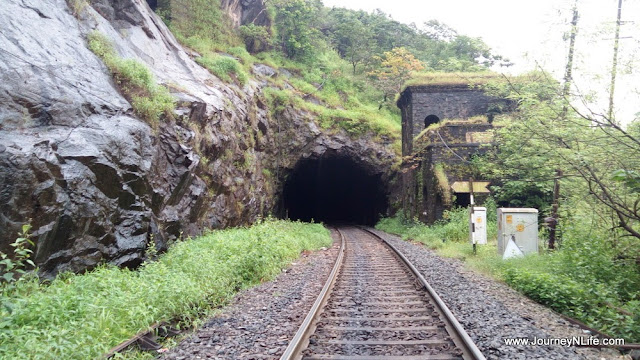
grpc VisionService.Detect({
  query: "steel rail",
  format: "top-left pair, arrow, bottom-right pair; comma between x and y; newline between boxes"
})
280,227 -> 346,360
360,226 -> 486,360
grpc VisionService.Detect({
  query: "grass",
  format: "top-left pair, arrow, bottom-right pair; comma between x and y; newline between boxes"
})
196,55 -> 249,86
403,72 -> 501,91
433,164 -> 452,207
167,0 -> 241,51
0,219 -> 332,360
376,205 -> 640,342
66,0 -> 89,16
263,86 -> 401,144
169,11 -> 403,148
87,31 -> 174,127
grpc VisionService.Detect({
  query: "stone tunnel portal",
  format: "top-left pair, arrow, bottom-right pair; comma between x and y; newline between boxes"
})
282,155 -> 388,226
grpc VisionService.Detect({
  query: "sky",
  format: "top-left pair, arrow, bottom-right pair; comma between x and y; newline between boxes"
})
322,0 -> 640,124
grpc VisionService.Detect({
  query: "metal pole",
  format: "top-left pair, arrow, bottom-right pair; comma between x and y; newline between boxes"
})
469,178 -> 476,255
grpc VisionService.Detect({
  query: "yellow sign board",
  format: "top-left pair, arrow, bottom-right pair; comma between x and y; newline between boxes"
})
450,181 -> 491,193
506,215 -> 513,224
516,224 -> 525,232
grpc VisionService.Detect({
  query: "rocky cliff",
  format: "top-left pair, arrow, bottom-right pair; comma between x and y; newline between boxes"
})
220,0 -> 270,28
0,0 -> 397,277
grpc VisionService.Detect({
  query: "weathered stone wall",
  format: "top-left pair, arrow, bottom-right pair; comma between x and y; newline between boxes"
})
410,89 -> 493,136
398,83 -> 502,223
416,123 -> 494,148
398,85 -> 500,156
400,119 -> 494,223
0,0 -> 396,277
421,142 -> 487,223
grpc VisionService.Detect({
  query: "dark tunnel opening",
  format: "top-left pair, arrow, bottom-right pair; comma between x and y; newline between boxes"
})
145,0 -> 158,10
282,155 -> 388,226
424,114 -> 440,128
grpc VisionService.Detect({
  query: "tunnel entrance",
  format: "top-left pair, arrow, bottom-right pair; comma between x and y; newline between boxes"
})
145,0 -> 158,10
424,114 -> 440,128
282,155 -> 388,226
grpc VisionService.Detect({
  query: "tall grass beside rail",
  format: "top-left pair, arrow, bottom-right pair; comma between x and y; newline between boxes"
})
0,220 -> 331,360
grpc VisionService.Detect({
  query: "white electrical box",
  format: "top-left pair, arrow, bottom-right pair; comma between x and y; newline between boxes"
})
497,208 -> 539,258
469,207 -> 487,245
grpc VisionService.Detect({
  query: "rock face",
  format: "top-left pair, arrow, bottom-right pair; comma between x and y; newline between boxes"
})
0,0 -> 396,277
220,0 -> 270,28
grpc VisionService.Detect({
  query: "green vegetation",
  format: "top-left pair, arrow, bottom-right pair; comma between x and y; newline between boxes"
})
403,72 -> 500,90
164,0 -> 240,50
87,32 -> 174,126
477,71 -> 640,239
149,0 -> 506,150
389,69 -> 640,343
433,164 -> 452,207
238,24 -> 272,54
0,224 -> 35,284
263,87 -> 400,139
66,0 -> 89,16
196,55 -> 249,86
0,220 -> 331,360
377,204 -> 640,342
271,0 -> 324,62
156,0 -> 250,87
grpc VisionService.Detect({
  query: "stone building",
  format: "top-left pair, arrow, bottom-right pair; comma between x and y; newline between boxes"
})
397,82 -> 507,223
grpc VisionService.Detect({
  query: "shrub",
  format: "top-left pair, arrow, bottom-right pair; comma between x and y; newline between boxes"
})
0,224 -> 35,284
66,0 -> 88,16
239,24 -> 272,53
502,267 -> 639,342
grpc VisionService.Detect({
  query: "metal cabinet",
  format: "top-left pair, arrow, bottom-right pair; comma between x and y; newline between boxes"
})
497,208 -> 538,258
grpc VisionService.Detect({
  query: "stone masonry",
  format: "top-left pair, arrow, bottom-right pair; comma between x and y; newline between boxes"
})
398,84 -> 500,223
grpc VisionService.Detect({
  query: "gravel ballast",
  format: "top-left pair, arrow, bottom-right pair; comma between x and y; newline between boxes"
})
159,230 -> 341,360
159,227 -> 625,359
369,228 -> 624,360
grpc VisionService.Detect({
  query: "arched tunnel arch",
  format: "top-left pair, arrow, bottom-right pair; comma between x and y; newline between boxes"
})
282,155 -> 389,225
424,114 -> 440,128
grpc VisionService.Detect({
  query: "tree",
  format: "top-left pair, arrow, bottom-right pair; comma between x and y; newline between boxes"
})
319,8 -> 506,74
421,21 -> 511,71
422,20 -> 457,42
238,24 -> 272,53
368,47 -> 425,104
608,0 -> 623,123
270,0 -> 323,61
326,10 -> 376,74
479,71 -> 640,245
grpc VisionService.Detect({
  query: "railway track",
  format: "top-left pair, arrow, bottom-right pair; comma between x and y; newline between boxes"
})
281,226 -> 485,360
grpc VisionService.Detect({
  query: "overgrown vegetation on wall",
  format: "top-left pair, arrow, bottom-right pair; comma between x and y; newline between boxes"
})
376,205 -> 640,343
87,31 -> 175,127
0,220 -> 331,359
